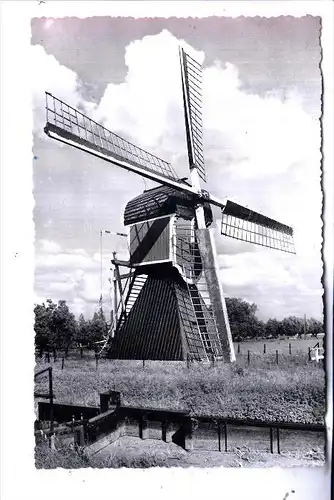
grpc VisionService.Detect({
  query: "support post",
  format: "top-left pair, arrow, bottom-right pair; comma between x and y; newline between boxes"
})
184,418 -> 194,451
277,427 -> 281,454
49,367 -> 54,433
289,343 -> 292,355
162,420 -> 174,443
112,255 -> 118,325
140,416 -> 149,440
196,227 -> 236,363
113,252 -> 126,319
263,343 -> 266,354
74,425 -> 85,447
217,421 -> 221,452
224,423 -> 228,452
276,350 -> 279,365
247,350 -> 250,365
270,427 -> 274,453
211,353 -> 215,368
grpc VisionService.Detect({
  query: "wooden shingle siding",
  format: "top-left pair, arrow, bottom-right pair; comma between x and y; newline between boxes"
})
124,185 -> 213,227
109,267 -> 183,360
109,265 -> 220,361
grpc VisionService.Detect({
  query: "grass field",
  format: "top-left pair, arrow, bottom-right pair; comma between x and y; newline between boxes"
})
35,340 -> 325,425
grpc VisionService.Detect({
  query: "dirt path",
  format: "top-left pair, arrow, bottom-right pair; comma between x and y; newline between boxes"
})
92,436 -> 325,468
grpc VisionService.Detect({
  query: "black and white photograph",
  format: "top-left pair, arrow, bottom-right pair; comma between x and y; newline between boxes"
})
1,2 -> 333,497
30,13 -> 329,469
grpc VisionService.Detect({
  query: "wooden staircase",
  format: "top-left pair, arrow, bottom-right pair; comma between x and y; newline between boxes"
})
117,273 -> 148,330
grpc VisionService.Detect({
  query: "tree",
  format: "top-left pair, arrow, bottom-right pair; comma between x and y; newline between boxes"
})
280,316 -> 304,338
307,318 -> 324,337
225,297 -> 262,341
76,313 -> 90,346
34,299 -> 77,356
34,302 -> 53,356
86,308 -> 108,349
265,318 -> 281,339
50,300 -> 77,355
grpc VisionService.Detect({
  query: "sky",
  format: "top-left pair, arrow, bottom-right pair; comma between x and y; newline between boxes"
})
31,16 -> 323,321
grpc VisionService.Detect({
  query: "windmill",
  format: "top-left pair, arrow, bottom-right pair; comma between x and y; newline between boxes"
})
43,46 -> 295,363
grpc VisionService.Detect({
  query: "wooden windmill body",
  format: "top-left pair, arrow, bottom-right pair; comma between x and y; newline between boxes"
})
44,46 -> 296,363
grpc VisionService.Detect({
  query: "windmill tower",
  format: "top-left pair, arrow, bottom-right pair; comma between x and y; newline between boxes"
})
43,46 -> 295,363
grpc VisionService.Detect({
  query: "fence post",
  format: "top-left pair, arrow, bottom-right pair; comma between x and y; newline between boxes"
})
184,418 -> 195,451
263,343 -> 266,354
187,353 -> 190,369
49,367 -> 54,433
224,423 -> 228,452
61,357 -> 65,370
217,421 -> 221,452
143,359 -> 145,369
269,427 -> 274,453
277,427 -> 281,454
238,344 -> 240,354
276,350 -> 279,365
46,350 -> 50,363
308,347 -> 311,361
289,343 -> 292,355
80,344 -> 83,359
247,350 -> 250,365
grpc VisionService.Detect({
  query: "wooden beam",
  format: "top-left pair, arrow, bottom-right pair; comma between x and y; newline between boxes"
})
111,259 -> 131,267
119,272 -> 132,280
196,227 -> 236,363
45,124 -> 198,196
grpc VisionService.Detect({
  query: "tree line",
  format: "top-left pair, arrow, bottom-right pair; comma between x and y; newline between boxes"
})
34,299 -> 108,357
34,298 -> 324,356
224,298 -> 323,342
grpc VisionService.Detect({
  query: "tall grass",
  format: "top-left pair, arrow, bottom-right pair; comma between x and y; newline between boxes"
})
35,352 -> 325,424
35,442 -> 185,469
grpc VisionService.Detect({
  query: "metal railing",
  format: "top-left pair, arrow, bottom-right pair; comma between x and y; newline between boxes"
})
34,367 -> 55,432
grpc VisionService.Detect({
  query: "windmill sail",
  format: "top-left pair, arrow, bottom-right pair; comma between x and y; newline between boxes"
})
44,92 -> 194,194
221,200 -> 295,254
179,48 -> 206,183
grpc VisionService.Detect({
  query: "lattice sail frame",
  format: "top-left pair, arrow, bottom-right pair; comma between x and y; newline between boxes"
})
44,92 -> 180,183
179,48 -> 206,183
221,200 -> 295,254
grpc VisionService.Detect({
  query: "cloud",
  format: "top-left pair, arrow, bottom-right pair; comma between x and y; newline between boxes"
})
30,44 -> 95,138
34,239 -> 114,317
32,29 -> 323,321
203,62 -> 320,180
93,30 -> 204,176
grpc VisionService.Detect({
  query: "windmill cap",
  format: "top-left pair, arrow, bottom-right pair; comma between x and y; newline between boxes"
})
124,185 -> 213,227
